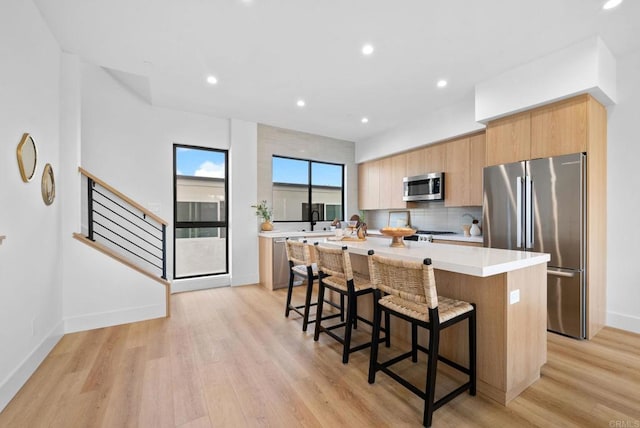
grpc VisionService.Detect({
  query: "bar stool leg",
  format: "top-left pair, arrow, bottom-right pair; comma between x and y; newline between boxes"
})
284,269 -> 295,317
302,273 -> 314,332
313,281 -> 326,342
342,291 -> 355,364
352,296 -> 358,329
469,305 -> 477,396
423,326 -> 440,428
384,310 -> 391,347
411,323 -> 418,362
368,290 -> 382,383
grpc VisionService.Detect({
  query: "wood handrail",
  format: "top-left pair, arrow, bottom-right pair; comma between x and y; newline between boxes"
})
73,233 -> 171,317
78,167 -> 168,226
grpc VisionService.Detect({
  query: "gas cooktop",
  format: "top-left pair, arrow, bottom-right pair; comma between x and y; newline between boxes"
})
415,230 -> 456,235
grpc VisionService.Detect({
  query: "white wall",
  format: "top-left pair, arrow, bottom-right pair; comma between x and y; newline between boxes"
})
229,119 -> 259,286
356,93 -> 484,163
606,47 -> 640,333
64,62 -> 259,327
475,36 -> 617,122
0,0 -> 64,411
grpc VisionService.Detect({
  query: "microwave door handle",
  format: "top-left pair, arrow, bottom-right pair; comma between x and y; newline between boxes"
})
516,176 -> 522,248
525,176 -> 534,249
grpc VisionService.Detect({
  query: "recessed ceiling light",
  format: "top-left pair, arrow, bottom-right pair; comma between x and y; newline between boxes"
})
361,117 -> 369,124
437,79 -> 448,88
362,44 -> 374,56
297,99 -> 306,107
603,0 -> 623,10
206,75 -> 218,85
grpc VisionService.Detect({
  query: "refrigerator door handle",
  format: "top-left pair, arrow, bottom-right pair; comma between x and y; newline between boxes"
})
548,269 -> 577,278
525,176 -> 534,249
516,176 -> 522,248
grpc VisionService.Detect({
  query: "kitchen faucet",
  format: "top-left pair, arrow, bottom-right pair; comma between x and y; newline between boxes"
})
310,209 -> 320,231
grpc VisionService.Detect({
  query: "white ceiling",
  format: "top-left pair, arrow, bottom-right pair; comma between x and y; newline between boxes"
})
34,0 -> 640,142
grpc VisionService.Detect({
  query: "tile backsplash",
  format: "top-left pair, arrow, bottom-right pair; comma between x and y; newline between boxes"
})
366,203 -> 482,234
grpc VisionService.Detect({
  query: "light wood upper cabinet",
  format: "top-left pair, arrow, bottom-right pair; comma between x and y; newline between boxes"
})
360,153 -> 406,210
486,112 -> 531,166
358,160 -> 379,210
424,144 -> 446,173
378,157 -> 393,209
445,133 -> 485,207
390,152 -> 407,209
468,133 -> 486,206
405,147 -> 425,177
531,96 -> 587,159
406,143 -> 446,177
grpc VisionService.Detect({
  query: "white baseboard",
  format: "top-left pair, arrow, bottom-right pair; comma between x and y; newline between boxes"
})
64,304 -> 165,334
0,321 -> 64,413
607,311 -> 640,334
231,273 -> 259,287
171,274 -> 231,293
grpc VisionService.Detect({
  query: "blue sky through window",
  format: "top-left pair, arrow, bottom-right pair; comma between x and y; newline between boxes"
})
273,157 -> 342,187
176,147 -> 225,178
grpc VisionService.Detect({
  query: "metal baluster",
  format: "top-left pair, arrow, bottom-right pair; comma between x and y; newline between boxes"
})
87,177 -> 95,241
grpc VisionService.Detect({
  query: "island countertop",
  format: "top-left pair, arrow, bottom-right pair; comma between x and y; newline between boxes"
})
316,236 -> 550,278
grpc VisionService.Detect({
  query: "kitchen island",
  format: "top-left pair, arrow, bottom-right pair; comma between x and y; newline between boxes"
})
317,236 -> 550,405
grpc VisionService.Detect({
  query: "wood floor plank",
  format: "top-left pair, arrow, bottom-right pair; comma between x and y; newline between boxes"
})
1,284 -> 640,428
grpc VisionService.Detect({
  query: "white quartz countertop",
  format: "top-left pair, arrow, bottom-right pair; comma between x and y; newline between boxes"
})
258,230 -> 335,239
367,229 -> 483,244
316,237 -> 549,278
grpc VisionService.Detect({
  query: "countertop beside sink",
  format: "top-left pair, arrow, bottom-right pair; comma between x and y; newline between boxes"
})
259,229 -> 482,243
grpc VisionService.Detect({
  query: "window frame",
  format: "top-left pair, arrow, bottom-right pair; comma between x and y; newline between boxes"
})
272,155 -> 345,223
173,144 -> 229,279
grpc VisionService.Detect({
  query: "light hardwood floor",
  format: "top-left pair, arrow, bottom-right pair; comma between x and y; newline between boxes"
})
1,284 -> 639,427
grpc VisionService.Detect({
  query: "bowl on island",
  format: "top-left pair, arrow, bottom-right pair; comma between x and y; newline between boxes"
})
380,227 -> 417,248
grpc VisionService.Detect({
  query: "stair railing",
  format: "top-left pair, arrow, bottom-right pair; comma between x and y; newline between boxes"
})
74,167 -> 170,316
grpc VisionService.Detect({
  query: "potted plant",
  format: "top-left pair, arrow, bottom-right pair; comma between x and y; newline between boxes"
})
252,200 -> 273,231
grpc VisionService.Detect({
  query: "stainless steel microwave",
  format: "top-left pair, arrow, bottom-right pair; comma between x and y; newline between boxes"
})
403,173 -> 444,201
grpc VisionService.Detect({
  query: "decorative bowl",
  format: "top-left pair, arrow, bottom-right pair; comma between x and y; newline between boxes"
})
380,227 -> 417,248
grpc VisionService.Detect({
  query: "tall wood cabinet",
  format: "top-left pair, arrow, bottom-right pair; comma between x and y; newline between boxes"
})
486,94 -> 593,166
485,94 -> 607,339
445,132 -> 486,207
358,159 -> 379,210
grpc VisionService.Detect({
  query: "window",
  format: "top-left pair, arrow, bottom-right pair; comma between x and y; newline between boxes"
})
272,156 -> 344,222
174,145 -> 228,278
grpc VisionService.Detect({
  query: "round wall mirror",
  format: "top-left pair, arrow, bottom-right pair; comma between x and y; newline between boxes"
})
17,133 -> 38,182
41,163 -> 55,206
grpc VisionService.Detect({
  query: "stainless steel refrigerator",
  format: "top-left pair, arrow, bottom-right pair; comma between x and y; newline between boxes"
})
483,153 -> 586,339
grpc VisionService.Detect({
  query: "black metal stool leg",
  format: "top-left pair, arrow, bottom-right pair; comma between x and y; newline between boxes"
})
411,323 -> 418,362
313,280 -> 326,341
423,326 -> 440,428
469,305 -> 477,396
284,269 -> 295,317
384,310 -> 391,347
302,272 -> 314,332
368,290 -> 382,383
342,291 -> 355,364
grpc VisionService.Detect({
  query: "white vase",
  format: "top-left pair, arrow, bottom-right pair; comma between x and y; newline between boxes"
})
470,223 -> 481,236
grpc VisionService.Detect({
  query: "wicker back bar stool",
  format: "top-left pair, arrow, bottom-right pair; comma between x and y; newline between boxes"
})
313,243 -> 388,364
284,239 -> 344,332
367,250 -> 476,428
